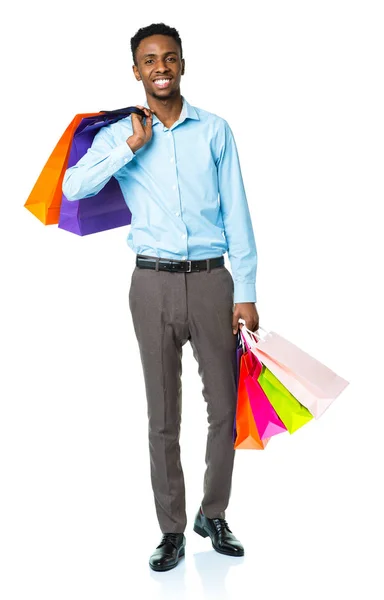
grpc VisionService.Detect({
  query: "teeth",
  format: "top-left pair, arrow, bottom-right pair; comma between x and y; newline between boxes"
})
154,79 -> 170,84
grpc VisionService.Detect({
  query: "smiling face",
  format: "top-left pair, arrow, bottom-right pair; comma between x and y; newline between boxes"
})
132,34 -> 185,100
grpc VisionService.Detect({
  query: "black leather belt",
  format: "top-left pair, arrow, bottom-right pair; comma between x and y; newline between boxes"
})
136,254 -> 225,273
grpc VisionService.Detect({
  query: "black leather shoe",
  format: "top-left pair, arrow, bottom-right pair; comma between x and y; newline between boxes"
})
149,533 -> 186,572
193,507 -> 244,557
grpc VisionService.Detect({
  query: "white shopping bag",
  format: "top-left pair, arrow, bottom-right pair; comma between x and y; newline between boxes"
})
239,322 -> 349,419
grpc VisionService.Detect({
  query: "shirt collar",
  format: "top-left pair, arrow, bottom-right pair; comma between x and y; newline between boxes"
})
143,95 -> 199,127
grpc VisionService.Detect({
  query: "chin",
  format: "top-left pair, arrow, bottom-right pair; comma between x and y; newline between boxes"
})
150,87 -> 179,101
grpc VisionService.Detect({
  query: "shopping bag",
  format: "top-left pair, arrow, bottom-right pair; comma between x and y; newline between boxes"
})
58,106 -> 145,235
241,325 -> 349,419
234,356 -> 270,449
232,331 -> 245,443
258,363 -> 314,434
59,176 -> 129,236
24,112 -> 97,225
24,106 -> 145,233
240,331 -> 287,439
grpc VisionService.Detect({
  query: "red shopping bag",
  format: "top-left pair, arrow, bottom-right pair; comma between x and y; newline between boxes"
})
234,352 -> 270,450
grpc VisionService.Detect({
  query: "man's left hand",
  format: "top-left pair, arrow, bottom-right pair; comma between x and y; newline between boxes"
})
232,303 -> 259,334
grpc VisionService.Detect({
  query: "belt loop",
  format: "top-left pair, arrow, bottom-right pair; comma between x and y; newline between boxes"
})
206,258 -> 211,273
155,257 -> 160,272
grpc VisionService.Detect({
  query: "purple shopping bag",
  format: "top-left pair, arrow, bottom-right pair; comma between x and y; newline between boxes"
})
59,106 -> 145,236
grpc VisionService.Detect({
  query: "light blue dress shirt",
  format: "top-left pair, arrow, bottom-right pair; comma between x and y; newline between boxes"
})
62,96 -> 257,303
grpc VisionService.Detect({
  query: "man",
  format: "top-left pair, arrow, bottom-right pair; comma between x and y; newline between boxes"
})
63,22 -> 259,572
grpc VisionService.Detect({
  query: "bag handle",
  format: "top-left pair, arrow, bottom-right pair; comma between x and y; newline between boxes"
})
237,330 -> 246,353
77,106 -> 148,135
239,324 -> 322,393
98,106 -> 146,120
238,319 -> 269,342
238,327 -> 263,379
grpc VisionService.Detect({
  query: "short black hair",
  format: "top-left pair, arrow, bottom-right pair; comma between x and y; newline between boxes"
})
130,23 -> 183,66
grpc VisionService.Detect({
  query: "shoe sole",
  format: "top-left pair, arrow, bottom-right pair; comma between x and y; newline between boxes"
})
193,525 -> 244,557
149,548 -> 185,572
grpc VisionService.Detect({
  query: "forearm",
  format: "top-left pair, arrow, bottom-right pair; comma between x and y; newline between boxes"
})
62,137 -> 135,201
223,212 -> 258,304
217,121 -> 258,303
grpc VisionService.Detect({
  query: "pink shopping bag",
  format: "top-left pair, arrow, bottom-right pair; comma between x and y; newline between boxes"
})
240,325 -> 349,419
240,330 -> 287,440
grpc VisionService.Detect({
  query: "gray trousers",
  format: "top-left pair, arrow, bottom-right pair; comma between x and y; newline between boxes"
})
128,258 -> 238,533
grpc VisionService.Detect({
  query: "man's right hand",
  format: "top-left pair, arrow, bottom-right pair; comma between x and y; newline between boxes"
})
126,105 -> 154,153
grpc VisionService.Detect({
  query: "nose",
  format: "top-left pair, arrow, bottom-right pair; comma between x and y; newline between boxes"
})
155,60 -> 170,73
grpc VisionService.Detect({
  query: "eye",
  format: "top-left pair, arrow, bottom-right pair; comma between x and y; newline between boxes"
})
145,59 -> 154,64
166,57 -> 176,62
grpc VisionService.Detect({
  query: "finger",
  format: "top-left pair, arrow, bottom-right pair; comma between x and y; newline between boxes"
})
249,326 -> 259,339
131,106 -> 146,122
132,106 -> 152,130
131,112 -> 143,123
144,112 -> 153,135
232,317 -> 239,335
131,112 -> 145,134
135,105 -> 152,118
132,114 -> 145,124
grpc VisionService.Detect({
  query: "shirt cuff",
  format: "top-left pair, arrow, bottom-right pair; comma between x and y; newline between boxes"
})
111,141 -> 135,169
234,282 -> 257,304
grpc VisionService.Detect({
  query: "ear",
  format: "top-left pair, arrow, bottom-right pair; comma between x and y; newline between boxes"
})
132,64 -> 141,81
181,58 -> 185,76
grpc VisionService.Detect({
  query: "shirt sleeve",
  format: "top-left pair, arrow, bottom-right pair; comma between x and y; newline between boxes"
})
216,120 -> 258,303
62,125 -> 136,201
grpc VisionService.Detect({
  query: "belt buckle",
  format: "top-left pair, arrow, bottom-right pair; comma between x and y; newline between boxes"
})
185,260 -> 192,273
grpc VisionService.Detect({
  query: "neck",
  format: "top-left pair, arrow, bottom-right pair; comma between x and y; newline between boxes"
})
146,91 -> 183,128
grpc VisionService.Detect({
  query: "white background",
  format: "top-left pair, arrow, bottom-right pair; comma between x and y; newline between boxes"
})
1,1 -> 384,599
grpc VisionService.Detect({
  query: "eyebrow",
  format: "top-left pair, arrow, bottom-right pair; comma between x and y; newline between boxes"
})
142,51 -> 178,59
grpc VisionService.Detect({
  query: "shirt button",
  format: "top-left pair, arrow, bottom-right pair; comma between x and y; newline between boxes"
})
175,211 -> 180,217
170,157 -> 174,163
181,233 -> 186,239
182,256 -> 187,260
172,184 -> 177,190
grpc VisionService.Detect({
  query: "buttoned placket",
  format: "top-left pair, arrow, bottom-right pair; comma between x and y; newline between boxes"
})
164,123 -> 189,260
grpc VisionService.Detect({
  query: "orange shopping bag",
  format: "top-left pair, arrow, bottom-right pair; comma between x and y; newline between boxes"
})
24,112 -> 98,225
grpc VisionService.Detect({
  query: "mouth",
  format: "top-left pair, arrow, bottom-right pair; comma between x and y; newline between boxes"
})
153,77 -> 172,89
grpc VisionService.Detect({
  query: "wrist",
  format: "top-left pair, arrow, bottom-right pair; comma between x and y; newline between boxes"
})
127,136 -> 141,153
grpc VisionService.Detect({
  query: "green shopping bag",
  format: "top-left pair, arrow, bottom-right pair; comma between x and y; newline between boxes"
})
258,365 -> 313,433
